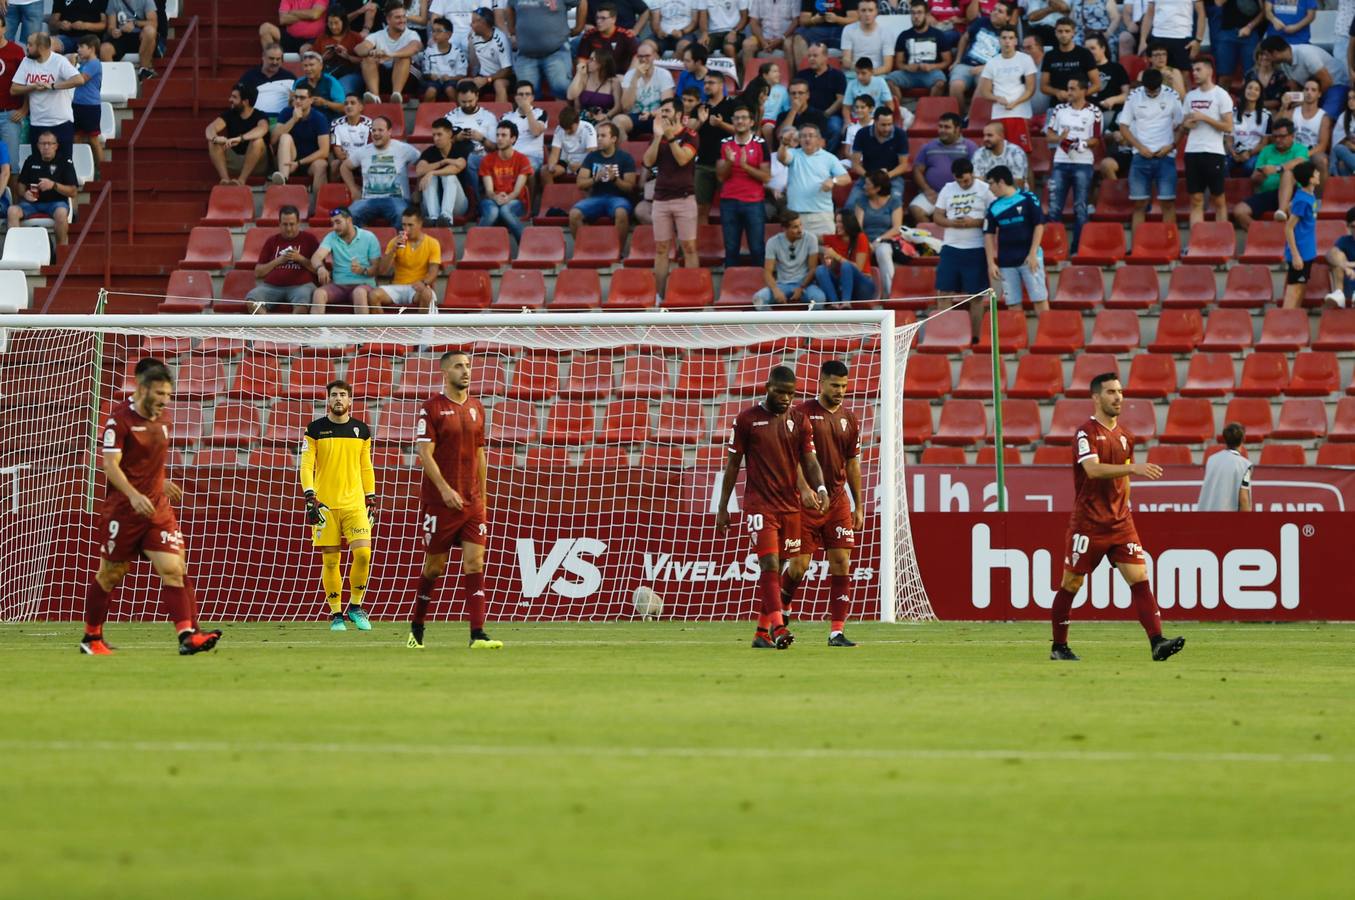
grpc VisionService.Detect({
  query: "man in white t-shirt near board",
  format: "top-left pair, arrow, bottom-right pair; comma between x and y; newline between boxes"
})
1181,56 -> 1233,225
10,32 -> 83,161
932,157 -> 995,339
979,27 -> 1037,154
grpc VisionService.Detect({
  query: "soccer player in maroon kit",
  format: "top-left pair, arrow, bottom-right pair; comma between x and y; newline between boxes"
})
782,360 -> 866,646
1050,373 -> 1185,662
406,350 -> 502,650
717,365 -> 830,649
80,362 -> 222,655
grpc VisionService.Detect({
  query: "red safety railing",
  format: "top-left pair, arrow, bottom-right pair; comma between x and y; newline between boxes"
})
38,182 -> 113,313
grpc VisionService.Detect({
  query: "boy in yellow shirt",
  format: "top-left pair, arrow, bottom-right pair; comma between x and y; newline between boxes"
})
370,209 -> 441,311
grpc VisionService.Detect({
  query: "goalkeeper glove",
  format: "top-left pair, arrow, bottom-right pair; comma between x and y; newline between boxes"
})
304,490 -> 327,526
366,493 -> 378,525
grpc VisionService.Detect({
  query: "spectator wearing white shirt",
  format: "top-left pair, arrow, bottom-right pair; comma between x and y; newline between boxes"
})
700,0 -> 750,60
340,116 -> 424,225
468,7 -> 514,103
932,158 -> 994,335
1333,87 -> 1355,176
1197,424 -> 1252,512
1181,56 -> 1234,225
1282,77 -> 1332,174
651,0 -> 701,58
1138,0 -> 1205,72
500,79 -> 549,169
616,45 -> 675,141
544,106 -> 599,187
446,79 -> 500,199
743,0 -> 799,69
1227,78 -> 1272,178
978,27 -> 1038,154
1119,69 -> 1183,232
1045,76 -> 1102,254
329,93 -> 374,181
357,2 -> 423,105
430,0 -> 505,49
10,32 -> 84,160
101,0 -> 159,82
1258,36 -> 1350,122
971,121 -> 1028,188
839,0 -> 891,77
422,17 -> 470,101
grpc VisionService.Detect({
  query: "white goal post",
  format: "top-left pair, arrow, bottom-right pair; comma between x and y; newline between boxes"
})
0,311 -> 932,623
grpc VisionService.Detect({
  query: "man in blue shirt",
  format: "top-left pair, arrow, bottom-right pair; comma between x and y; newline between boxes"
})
1324,207 -> 1355,308
270,84 -> 332,194
845,106 -> 907,211
983,164 -> 1049,318
310,207 -> 381,314
779,122 -> 850,238
1282,160 -> 1320,309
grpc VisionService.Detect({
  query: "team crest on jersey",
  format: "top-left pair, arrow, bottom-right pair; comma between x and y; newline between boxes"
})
1120,435 -> 1128,451
840,418 -> 848,431
786,419 -> 795,432
469,408 -> 478,422
353,426 -> 360,436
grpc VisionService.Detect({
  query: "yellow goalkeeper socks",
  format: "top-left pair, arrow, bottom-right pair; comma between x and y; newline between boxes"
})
349,546 -> 372,607
322,554 -> 343,614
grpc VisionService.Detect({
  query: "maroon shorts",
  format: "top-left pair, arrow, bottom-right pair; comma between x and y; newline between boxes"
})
420,502 -> 487,555
743,506 -> 801,559
800,492 -> 855,557
1063,524 -> 1145,575
99,506 -> 185,562
318,283 -> 368,306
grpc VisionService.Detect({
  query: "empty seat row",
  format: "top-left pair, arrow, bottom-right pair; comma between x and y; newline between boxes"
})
919,441 -> 1355,466
1053,263 -> 1339,311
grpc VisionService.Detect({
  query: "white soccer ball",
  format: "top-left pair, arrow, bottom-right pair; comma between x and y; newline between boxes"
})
632,585 -> 664,620
1325,290 -> 1347,309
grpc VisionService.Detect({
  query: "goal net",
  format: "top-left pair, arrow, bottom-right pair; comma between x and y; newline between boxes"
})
0,311 -> 932,623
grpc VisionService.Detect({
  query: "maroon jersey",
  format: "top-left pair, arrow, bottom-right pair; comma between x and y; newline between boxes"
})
1072,416 -> 1135,533
797,398 -> 859,501
416,393 -> 486,507
99,399 -> 171,516
727,402 -> 816,513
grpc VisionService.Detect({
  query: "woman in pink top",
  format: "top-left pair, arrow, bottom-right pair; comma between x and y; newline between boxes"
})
260,0 -> 329,54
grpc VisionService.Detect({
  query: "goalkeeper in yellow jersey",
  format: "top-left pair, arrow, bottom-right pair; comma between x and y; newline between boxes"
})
300,379 -> 377,631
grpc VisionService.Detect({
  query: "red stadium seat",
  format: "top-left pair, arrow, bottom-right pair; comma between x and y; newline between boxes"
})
1199,308 -> 1254,352
1125,353 -> 1177,398
598,398 -> 650,443
910,96 -> 960,138
542,401 -> 596,445
696,224 -> 725,267
715,267 -> 765,307
476,357 -> 511,398
509,353 -> 561,401
581,445 -> 630,468
931,399 -> 989,446
731,353 -> 789,395
674,351 -> 728,398
1236,352 -> 1289,397
917,309 -> 972,353
1051,265 -> 1103,310
886,267 -> 939,310
309,183 -> 351,226
1256,307 -> 1311,351
953,354 -> 1006,398
411,102 -> 455,141
494,269 -> 548,310
1318,176 -> 1355,218
1086,309 -> 1141,352
1316,442 -> 1355,464
218,270 -> 257,308
638,443 -> 687,467
488,399 -> 539,444
1106,265 -> 1160,310
225,352 -> 282,399
394,356 -> 438,399
1239,221 -> 1285,264
459,228 -> 512,269
712,399 -> 746,438
423,227 -> 458,269
1068,354 -> 1119,395
1148,309 -> 1203,353
624,225 -> 666,267
162,359 -> 224,399
962,95 -> 993,138
1030,309 -> 1084,354
1127,222 -> 1179,264
179,226 -> 234,269
653,399 -> 707,444
365,104 -> 405,136
285,357 -> 337,400
1316,221 -> 1346,253
920,446 -> 967,464
994,399 -> 1040,444
1314,308 -> 1355,350
904,354 -> 952,399
617,353 -> 670,398
1218,263 -> 1274,308
161,270 -> 214,313
551,268 -> 604,309
1180,352 -> 1235,397
1222,397 -> 1273,442
534,184 -> 585,225
523,446 -> 570,469
347,355 -> 394,398
1258,443 -> 1306,465
376,399 -> 422,439
1121,53 -> 1148,82
1303,263 -> 1334,308
235,228 -> 279,269
604,268 -> 656,309
261,184 -> 310,223
514,227 -> 566,269
1286,351 -> 1340,396
442,270 -> 493,309
1047,399 -> 1094,443
570,226 -> 622,268
1183,221 -> 1236,265
975,446 -> 1022,464
664,268 -> 715,309
1147,444 -> 1193,465
975,310 -> 1028,353
1162,264 -> 1217,308
1160,398 -> 1215,443
561,352 -> 614,399
1121,399 -> 1158,441
902,400 -> 933,445
1033,444 -> 1069,464
201,184 -> 254,226
249,448 -> 296,468
1332,397 -> 1355,441
1091,178 -> 1132,222
1008,354 -> 1064,399
204,402 -> 264,446
193,448 -> 242,466
263,399 -> 320,443
1041,221 -> 1069,264
1073,222 -> 1126,265
1273,398 -> 1327,439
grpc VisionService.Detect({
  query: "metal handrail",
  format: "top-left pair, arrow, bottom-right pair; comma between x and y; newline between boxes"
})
38,182 -> 113,313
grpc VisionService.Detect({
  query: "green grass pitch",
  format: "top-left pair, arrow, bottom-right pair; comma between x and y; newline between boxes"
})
3,621 -> 1352,900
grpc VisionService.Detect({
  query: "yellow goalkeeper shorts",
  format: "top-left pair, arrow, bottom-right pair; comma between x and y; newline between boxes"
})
312,505 -> 372,548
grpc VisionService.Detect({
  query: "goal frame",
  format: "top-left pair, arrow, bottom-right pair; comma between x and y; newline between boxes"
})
0,310 -> 909,623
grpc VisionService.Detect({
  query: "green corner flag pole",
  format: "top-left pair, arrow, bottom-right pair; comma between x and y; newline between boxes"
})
988,288 -> 1006,513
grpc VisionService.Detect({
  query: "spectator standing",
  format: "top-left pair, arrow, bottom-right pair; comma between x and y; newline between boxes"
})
294,50 -> 347,119
1214,0 -> 1265,84
1070,0 -> 1118,46
971,120 -> 1029,188
615,43 -> 674,140
715,104 -> 771,267
840,0 -> 891,75
543,106 -> 599,187
421,17 -> 470,102
909,112 -> 978,223
478,120 -> 532,240
779,122 -> 849,238
651,0 -> 701,58
370,208 -> 441,311
1182,57 -> 1233,225
101,0 -> 158,81
754,210 -> 827,309
1281,159 -> 1320,309
813,210 -> 876,307
979,27 -> 1038,154
795,42 -> 847,150
205,84 -> 270,184
1197,424 -> 1252,511
701,0 -> 750,60
71,35 -> 105,169
342,115 -> 423,225
260,0 -> 329,54
744,0 -> 800,69
315,11 -> 365,95
856,169 -> 903,293
270,84 -> 332,192
1264,0 -> 1316,45
845,105 -> 907,209
933,158 -> 994,332
5,0 -> 44,46
247,205 -> 321,312
1045,76 -> 1101,253
467,9 -> 513,103
9,130 -> 78,243
12,33 -> 85,161
692,70 -> 736,222
357,2 -> 422,105
581,0 -> 648,31
948,1 -> 1011,105
1137,0 -> 1206,72
417,118 -> 470,224
1257,35 -> 1348,121
643,98 -> 699,301
1228,78 -> 1272,176
1119,68 -> 1183,231
578,4 -> 637,73
570,121 -> 638,238
1325,207 -> 1355,306
51,0 -> 110,54
983,164 -> 1049,322
1041,17 -> 1101,106
1232,118 -> 1307,227
329,93 -> 373,181
1284,79 -> 1332,173
0,19 -> 25,176
507,0 -> 579,102
310,207 -> 381,314
1333,87 -> 1355,176
883,1 -> 948,97
238,45 -> 298,117
501,79 -> 549,168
